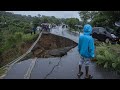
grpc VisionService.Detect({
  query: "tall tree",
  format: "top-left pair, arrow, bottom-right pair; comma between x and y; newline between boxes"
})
79,11 -> 98,25
65,18 -> 79,29
38,14 -> 41,18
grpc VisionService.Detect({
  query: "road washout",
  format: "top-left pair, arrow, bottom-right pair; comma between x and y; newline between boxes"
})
31,33 -> 78,58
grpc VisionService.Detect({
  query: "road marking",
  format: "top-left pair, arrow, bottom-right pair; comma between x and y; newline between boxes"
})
24,57 -> 37,79
0,74 -> 6,79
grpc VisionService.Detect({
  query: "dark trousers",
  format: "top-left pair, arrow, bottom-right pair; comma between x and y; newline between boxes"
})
31,31 -> 36,35
34,30 -> 36,34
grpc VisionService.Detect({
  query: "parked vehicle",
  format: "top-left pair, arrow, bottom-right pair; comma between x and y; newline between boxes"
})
115,22 -> 120,44
92,27 -> 119,44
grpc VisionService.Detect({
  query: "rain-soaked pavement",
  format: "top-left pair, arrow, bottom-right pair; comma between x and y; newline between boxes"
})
4,26 -> 120,79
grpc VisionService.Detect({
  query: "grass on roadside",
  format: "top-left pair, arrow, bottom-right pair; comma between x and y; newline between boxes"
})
95,42 -> 120,72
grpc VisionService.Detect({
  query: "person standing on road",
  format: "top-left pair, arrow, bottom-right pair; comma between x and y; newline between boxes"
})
32,26 -> 37,34
78,24 -> 95,79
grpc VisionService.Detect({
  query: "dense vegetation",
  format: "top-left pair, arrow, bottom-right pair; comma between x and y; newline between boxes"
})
0,11 -> 38,67
32,15 -> 62,27
64,18 -> 80,31
79,11 -> 120,32
95,42 -> 120,73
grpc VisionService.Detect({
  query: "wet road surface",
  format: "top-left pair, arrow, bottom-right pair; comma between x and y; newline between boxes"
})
4,59 -> 32,79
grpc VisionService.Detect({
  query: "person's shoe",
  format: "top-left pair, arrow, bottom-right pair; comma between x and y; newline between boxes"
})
84,75 -> 93,79
77,72 -> 83,77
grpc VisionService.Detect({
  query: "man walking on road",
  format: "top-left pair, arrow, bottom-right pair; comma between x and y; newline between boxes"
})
32,26 -> 36,34
78,24 -> 95,79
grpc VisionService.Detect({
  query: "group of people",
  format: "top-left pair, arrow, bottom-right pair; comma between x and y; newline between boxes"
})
41,24 -> 51,32
31,23 -> 54,35
62,24 -> 67,28
61,24 -> 68,35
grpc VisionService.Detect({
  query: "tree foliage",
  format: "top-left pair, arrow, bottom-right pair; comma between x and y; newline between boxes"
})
64,18 -> 79,29
91,11 -> 120,29
79,11 -> 98,25
78,11 -> 120,32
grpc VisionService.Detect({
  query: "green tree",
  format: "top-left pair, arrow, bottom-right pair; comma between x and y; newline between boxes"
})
64,18 -> 79,32
33,17 -> 40,27
79,11 -> 90,25
38,14 -> 41,18
79,11 -> 98,25
91,11 -> 120,29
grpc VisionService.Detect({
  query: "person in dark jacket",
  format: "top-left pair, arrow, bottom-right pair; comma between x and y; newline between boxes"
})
32,27 -> 36,34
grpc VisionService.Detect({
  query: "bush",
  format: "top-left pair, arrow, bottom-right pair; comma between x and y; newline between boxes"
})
14,32 -> 23,42
22,33 -> 37,42
0,11 -> 39,67
24,29 -> 31,34
96,43 -> 120,71
69,28 -> 74,31
7,35 -> 17,46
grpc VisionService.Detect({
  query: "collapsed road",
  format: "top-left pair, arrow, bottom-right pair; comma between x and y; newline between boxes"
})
3,26 -> 120,79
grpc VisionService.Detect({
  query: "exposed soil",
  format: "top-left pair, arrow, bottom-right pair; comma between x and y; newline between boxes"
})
31,33 -> 78,58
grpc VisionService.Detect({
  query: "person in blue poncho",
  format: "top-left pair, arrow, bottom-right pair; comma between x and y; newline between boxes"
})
78,24 -> 95,79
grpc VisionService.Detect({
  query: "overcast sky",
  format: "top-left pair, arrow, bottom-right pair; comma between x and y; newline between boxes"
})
7,11 -> 80,20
